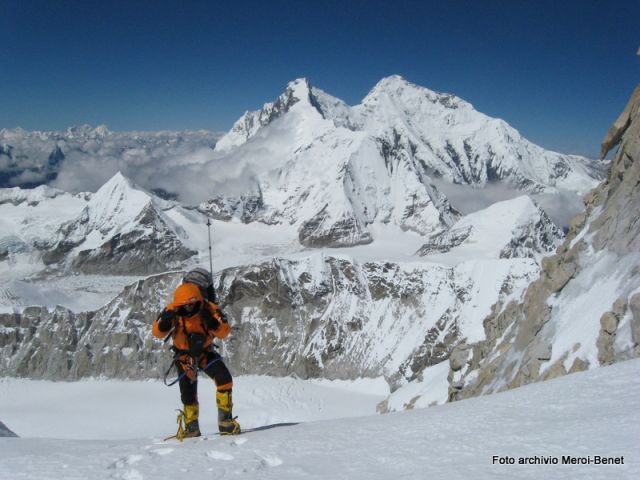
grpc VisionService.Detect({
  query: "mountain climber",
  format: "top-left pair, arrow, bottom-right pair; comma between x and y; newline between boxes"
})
152,274 -> 240,436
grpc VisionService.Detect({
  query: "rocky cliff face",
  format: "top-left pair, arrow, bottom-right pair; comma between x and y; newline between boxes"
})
0,273 -> 178,380
0,253 -> 540,384
439,85 -> 640,402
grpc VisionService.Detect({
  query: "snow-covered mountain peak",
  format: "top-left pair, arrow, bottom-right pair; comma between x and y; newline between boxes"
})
363,74 -> 467,113
208,76 -> 604,246
36,171 -> 198,274
65,124 -> 111,139
93,124 -> 110,137
286,77 -> 312,101
417,195 -> 563,261
92,170 -> 148,203
84,171 -> 154,234
214,78 -> 323,152
366,74 -> 424,97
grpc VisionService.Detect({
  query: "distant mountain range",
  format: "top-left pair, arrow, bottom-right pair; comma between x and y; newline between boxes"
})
2,76 -> 606,249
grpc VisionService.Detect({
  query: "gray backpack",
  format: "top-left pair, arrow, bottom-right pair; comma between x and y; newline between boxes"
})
183,267 -> 216,303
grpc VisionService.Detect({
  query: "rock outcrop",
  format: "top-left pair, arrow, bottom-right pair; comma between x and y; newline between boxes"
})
0,421 -> 18,438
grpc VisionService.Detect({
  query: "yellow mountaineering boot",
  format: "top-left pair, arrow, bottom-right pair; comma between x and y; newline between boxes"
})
216,390 -> 241,435
183,403 -> 201,438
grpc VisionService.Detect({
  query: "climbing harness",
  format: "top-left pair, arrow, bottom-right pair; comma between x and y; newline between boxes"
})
163,350 -> 223,387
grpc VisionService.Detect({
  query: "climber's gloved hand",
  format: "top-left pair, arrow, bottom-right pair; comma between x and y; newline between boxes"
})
199,308 -> 221,331
157,309 -> 177,332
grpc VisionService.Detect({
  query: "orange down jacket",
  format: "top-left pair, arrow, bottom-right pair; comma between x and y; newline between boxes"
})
152,282 -> 230,351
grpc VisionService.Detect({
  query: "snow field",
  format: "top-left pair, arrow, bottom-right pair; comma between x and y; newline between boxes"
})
0,375 -> 389,440
1,359 -> 638,480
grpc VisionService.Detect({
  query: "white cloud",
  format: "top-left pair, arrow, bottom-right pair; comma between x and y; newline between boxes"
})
431,179 -> 586,230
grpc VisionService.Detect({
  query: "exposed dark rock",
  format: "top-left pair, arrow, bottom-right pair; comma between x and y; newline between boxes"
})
0,255 -> 533,384
417,227 -> 472,256
0,421 -> 18,438
298,205 -> 373,247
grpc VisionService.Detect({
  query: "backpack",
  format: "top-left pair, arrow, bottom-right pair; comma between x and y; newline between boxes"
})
182,267 -> 216,303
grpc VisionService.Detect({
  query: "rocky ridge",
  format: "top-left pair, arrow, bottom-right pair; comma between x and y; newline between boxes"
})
0,252 -> 541,384
437,85 -> 640,403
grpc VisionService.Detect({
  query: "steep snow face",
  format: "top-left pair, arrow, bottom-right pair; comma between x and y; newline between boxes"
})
214,79 -> 317,152
210,78 -> 461,246
355,76 -> 605,194
209,76 -> 602,246
417,196 -> 563,262
69,172 -> 154,244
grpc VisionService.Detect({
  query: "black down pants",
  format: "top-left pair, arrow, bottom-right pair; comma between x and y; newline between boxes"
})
177,351 -> 233,406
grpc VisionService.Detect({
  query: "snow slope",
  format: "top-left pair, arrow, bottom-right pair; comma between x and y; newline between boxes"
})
417,195 -> 562,263
0,185 -> 88,255
1,358 -> 637,480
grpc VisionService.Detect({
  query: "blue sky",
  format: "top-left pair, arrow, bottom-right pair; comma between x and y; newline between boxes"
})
1,0 -> 638,158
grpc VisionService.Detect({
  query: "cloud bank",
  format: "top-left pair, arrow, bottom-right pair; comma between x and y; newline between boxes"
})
432,179 -> 586,230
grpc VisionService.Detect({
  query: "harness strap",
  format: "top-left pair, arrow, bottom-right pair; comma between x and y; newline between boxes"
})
163,351 -> 223,387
